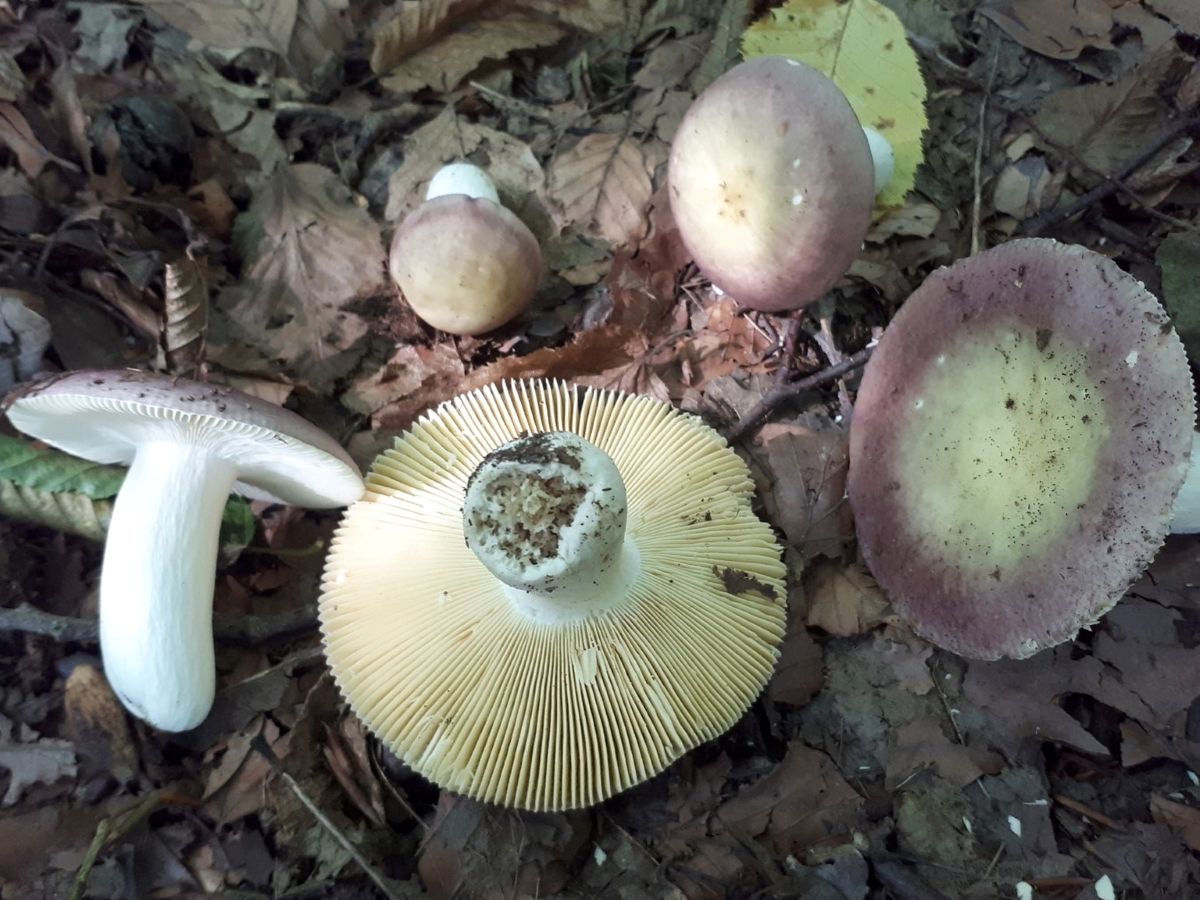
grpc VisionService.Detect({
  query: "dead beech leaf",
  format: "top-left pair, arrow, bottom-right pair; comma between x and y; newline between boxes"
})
0,740 -> 77,806
980,0 -> 1113,61
549,133 -> 656,248
1146,0 -> 1200,37
692,0 -> 752,93
371,0 -> 564,93
769,600 -> 824,707
385,107 -> 546,225
0,102 -> 77,178
217,163 -> 386,379
756,425 -> 852,561
1150,794 -> 1200,852
63,664 -> 138,782
342,343 -> 464,430
159,255 -> 209,377
1034,43 -> 1192,177
129,0 -> 298,54
805,560 -> 889,637
520,0 -> 626,32
463,325 -> 645,389
288,0 -> 353,85
885,717 -> 1003,790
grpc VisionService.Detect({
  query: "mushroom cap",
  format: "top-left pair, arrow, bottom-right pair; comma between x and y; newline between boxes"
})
848,239 -> 1195,660
668,56 -> 875,312
318,379 -> 787,811
4,369 -> 363,508
388,196 -> 542,336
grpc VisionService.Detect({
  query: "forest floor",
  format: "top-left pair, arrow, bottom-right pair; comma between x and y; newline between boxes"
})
1,0 -> 1200,898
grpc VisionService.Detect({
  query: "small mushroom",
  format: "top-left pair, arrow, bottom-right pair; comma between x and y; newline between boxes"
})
388,163 -> 542,336
4,369 -> 364,730
667,56 -> 876,312
319,379 -> 786,811
848,239 -> 1195,660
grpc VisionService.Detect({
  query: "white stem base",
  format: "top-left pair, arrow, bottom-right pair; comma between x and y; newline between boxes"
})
99,442 -> 236,731
1171,431 -> 1200,533
862,126 -> 895,197
426,163 -> 500,203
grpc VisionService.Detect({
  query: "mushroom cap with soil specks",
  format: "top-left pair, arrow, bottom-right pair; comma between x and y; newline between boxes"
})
848,239 -> 1195,660
318,379 -> 787,811
668,56 -> 875,312
389,196 -> 541,336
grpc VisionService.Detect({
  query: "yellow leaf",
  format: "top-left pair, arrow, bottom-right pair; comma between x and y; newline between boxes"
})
741,0 -> 927,207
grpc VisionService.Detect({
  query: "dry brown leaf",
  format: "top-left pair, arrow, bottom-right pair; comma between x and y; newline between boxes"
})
603,187 -> 688,334
805,560 -> 889,637
49,63 -> 92,177
548,132 -> 656,247
755,425 -> 853,561
288,0 -> 353,86
1034,43 -> 1192,176
520,0 -> 626,32
342,343 -> 465,430
217,163 -> 386,380
716,742 -> 865,855
63,664 -> 138,782
692,0 -> 752,93
0,102 -> 76,178
159,255 -> 209,377
385,106 -> 547,225
1146,0 -> 1200,36
769,598 -> 824,707
0,740 -> 77,806
371,0 -> 563,93
980,0 -> 1113,61
463,325 -> 647,389
131,0 -> 298,53
1151,794 -> 1200,852
884,718 -> 1003,790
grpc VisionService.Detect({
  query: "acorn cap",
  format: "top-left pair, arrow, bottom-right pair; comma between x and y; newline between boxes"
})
668,56 -> 875,312
848,239 -> 1195,659
319,379 -> 787,811
388,196 -> 541,336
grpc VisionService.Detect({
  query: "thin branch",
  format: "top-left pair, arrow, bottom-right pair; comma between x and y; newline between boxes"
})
723,345 -> 875,444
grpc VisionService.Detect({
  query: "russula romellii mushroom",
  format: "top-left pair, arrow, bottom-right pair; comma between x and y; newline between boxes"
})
4,370 -> 364,731
848,239 -> 1195,660
667,56 -> 876,312
319,379 -> 787,811
388,163 -> 541,336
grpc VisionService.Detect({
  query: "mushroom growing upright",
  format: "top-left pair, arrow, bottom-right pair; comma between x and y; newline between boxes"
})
848,239 -> 1195,659
668,56 -> 876,312
4,370 -> 364,730
389,163 -> 542,336
319,379 -> 787,811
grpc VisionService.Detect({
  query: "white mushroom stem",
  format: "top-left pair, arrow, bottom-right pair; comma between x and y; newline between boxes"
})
463,432 -> 638,624
862,126 -> 895,197
426,163 -> 500,203
99,441 -> 235,731
1170,431 -> 1200,533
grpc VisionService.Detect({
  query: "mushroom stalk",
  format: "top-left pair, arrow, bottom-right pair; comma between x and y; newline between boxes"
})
862,126 -> 895,196
426,163 -> 500,203
99,441 -> 235,731
463,432 -> 638,624
1171,431 -> 1200,533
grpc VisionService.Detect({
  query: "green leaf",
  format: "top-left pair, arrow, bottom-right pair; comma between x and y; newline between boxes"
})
0,436 -> 256,555
1157,232 -> 1200,367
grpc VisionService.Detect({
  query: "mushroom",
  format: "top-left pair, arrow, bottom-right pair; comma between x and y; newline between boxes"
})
319,379 -> 786,811
667,56 -> 876,312
1171,432 -> 1200,533
388,163 -> 541,336
4,369 -> 364,730
848,239 -> 1195,660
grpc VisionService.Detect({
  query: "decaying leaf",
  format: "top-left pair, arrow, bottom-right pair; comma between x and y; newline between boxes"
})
64,664 -> 138,782
371,0 -> 564,94
692,0 -> 753,93
1151,794 -> 1200,852
885,717 -> 1003,790
158,255 -> 209,377
1146,0 -> 1200,37
805,559 -> 889,637
0,291 -> 50,393
129,0 -> 298,54
548,132 -> 656,247
741,0 -> 928,206
0,740 -> 77,806
1034,43 -> 1193,177
342,343 -> 464,430
0,102 -> 78,179
768,594 -> 824,707
218,163 -> 386,381
980,0 -> 1114,61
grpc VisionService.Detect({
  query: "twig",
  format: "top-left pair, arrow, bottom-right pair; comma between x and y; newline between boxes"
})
251,736 -> 405,900
1054,793 -> 1124,830
0,602 -> 318,645
723,344 -> 875,443
971,43 -> 1000,255
1021,114 -> 1200,236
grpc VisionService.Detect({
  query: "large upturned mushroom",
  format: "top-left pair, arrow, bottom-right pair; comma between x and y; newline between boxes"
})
4,370 -> 364,730
848,239 -> 1195,660
319,379 -> 787,811
668,56 -> 876,312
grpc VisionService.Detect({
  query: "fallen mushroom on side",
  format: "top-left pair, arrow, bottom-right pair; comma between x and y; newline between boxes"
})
667,56 -> 877,312
319,379 -> 787,811
4,370 -> 364,730
848,238 -> 1195,660
388,162 -> 542,336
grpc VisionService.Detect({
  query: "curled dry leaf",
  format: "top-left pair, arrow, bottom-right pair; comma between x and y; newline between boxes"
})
129,0 -> 298,54
64,663 -> 138,782
548,132 -> 657,248
218,163 -> 387,380
805,560 -> 890,637
371,0 -> 564,94
980,0 -> 1114,61
158,255 -> 209,377
0,102 -> 78,179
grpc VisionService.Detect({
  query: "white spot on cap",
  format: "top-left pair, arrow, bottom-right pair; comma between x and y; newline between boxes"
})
1188,770 -> 1199,786
914,398 -> 924,410
1125,350 -> 1139,367
936,354 -> 946,365
1015,882 -> 1033,900
1023,798 -> 1048,806
593,845 -> 607,866
792,158 -> 801,168
791,192 -> 804,207
1007,815 -> 1022,837
1095,875 -> 1115,900
786,59 -> 801,66
961,816 -> 972,833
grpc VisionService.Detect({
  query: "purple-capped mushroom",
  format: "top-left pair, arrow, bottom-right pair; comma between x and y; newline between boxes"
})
848,238 -> 1195,659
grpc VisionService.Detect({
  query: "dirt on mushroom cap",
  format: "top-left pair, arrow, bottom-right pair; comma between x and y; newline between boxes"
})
848,239 -> 1195,660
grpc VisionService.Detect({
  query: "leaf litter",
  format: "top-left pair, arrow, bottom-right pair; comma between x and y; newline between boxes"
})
1,0 -> 1200,897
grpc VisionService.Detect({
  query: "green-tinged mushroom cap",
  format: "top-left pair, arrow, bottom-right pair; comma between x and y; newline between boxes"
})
848,239 -> 1195,660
